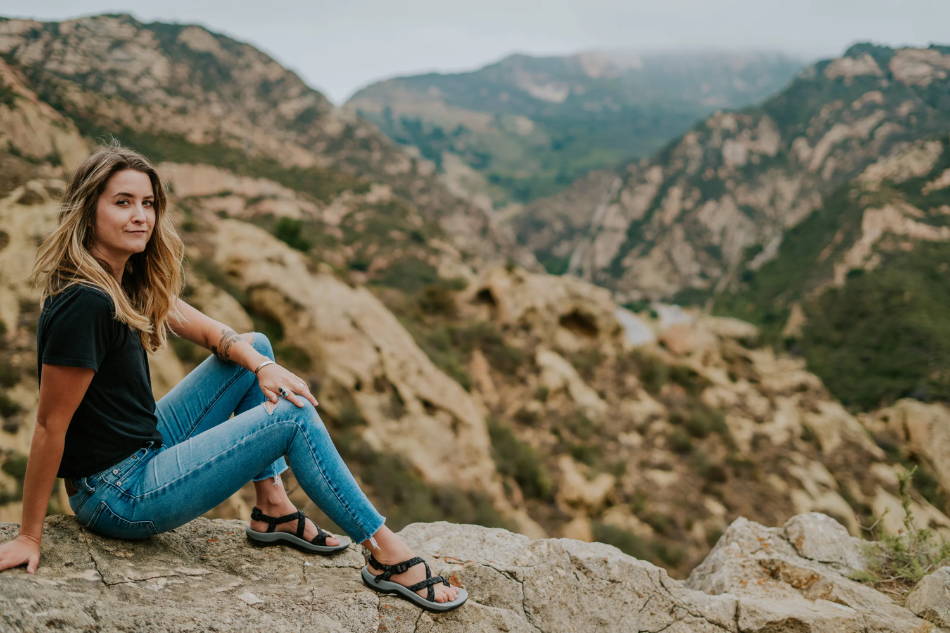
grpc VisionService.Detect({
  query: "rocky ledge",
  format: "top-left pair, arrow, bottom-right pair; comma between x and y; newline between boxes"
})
0,513 -> 947,632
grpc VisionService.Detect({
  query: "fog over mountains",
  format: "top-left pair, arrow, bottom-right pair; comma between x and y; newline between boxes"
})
347,49 -> 804,207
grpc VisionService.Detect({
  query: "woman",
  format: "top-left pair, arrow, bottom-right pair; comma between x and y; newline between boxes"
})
0,143 -> 467,613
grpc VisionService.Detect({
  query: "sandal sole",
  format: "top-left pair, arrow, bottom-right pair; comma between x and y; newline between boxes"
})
245,526 -> 350,554
360,566 -> 468,612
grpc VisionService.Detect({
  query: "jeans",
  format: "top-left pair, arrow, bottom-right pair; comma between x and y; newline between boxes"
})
66,332 -> 386,544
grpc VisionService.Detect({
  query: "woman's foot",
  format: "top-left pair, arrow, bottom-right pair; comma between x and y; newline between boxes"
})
248,501 -> 341,546
250,475 -> 341,546
364,527 -> 460,604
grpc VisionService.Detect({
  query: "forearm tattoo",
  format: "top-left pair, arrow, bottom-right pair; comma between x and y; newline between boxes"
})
212,327 -> 240,363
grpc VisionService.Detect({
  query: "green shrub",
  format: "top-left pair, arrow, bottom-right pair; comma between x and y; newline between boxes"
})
371,257 -> 440,294
273,217 -> 312,252
566,348 -> 602,382
1,452 -> 28,482
416,284 -> 457,317
592,522 -> 652,560
487,417 -> 553,501
853,467 -> 950,595
668,429 -> 693,454
0,393 -> 22,417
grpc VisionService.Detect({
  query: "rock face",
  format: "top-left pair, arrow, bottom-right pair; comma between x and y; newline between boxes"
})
0,513 -> 943,633
509,43 -> 950,303
907,567 -> 950,628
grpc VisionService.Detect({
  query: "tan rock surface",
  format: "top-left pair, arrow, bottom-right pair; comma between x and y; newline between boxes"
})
0,513 -> 943,633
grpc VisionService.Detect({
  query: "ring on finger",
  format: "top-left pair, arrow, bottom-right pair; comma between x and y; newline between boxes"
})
278,386 -> 290,398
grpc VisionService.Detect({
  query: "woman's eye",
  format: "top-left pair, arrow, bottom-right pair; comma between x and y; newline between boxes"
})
143,200 -> 153,207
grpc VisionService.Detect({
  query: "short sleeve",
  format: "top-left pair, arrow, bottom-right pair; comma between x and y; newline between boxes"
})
41,286 -> 116,371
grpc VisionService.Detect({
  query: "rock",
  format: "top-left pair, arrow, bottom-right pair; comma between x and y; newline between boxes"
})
906,567 -> 950,627
687,515 -> 936,632
783,513 -> 866,572
864,399 -> 950,502
0,513 -> 943,633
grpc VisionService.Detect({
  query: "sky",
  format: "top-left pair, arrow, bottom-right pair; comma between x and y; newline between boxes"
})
3,1 -> 947,104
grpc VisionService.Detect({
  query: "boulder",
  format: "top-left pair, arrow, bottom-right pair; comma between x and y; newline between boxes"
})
0,513 -> 944,633
687,515 -> 939,632
907,567 -> 950,628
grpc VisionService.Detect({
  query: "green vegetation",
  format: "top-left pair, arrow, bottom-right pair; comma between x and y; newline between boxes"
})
272,217 -> 312,252
853,468 -> 950,597
0,393 -> 22,417
716,140 -> 950,411
0,82 -> 16,108
591,521 -> 685,567
487,417 -> 553,501
800,241 -> 950,410
714,185 -> 869,343
353,52 -> 800,207
28,75 -> 366,205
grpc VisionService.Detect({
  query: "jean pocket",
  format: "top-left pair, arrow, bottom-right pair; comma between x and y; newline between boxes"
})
68,488 -> 92,518
86,500 -> 158,540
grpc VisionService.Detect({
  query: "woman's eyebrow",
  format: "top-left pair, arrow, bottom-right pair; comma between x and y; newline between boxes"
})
111,192 -> 154,199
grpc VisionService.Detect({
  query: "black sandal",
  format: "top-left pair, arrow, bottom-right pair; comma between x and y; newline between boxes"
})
361,553 -> 468,612
245,507 -> 349,554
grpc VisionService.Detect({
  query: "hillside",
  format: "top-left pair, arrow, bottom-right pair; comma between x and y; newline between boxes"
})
509,43 -> 950,301
0,15 -> 947,580
715,138 -> 950,410
346,50 -> 802,208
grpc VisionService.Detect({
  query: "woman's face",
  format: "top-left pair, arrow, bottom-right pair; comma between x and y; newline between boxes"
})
90,169 -> 156,264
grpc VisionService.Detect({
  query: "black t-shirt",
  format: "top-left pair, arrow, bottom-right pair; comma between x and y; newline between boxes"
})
36,283 -> 163,479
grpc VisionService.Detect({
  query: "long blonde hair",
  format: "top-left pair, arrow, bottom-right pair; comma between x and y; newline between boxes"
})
30,142 -> 185,352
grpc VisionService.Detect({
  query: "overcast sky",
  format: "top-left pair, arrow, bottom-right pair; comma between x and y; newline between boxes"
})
3,1 -> 946,104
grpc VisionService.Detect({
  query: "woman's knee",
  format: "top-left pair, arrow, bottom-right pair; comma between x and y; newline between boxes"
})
273,398 -> 326,432
245,331 -> 275,360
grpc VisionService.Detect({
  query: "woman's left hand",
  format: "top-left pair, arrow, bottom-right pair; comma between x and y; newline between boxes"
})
256,364 -> 318,408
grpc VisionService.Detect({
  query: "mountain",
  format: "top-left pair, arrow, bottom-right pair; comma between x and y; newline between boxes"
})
0,13 -> 523,269
506,43 -> 950,414
0,15 -> 947,578
345,50 -> 803,208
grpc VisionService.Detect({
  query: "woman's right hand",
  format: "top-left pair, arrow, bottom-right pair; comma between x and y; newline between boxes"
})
0,535 -> 41,573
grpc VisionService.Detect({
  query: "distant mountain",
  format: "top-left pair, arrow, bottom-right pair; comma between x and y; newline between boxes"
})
345,50 -> 804,208
508,42 -> 950,410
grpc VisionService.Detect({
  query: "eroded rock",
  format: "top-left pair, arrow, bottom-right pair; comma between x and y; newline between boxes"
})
0,514 -> 944,633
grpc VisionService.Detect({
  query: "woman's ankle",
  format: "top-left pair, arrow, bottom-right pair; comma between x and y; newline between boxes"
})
253,475 -> 291,508
363,526 -> 413,563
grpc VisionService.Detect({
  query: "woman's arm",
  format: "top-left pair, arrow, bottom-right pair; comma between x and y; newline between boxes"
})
168,298 -> 318,407
0,364 -> 94,573
168,298 -> 266,372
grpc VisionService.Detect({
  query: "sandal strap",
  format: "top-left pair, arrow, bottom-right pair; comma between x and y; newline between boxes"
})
407,574 -> 449,602
250,507 -> 306,535
367,554 -> 426,581
368,555 -> 447,601
310,525 -> 332,546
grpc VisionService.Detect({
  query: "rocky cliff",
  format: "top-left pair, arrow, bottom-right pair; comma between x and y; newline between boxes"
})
509,43 -> 950,303
1,512 -> 947,632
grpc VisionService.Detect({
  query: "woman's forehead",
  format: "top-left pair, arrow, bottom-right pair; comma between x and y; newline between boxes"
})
103,169 -> 153,197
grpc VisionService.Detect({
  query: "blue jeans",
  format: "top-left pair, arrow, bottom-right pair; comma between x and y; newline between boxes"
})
66,332 -> 386,544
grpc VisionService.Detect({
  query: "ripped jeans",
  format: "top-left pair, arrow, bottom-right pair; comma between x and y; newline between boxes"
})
66,332 -> 386,544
